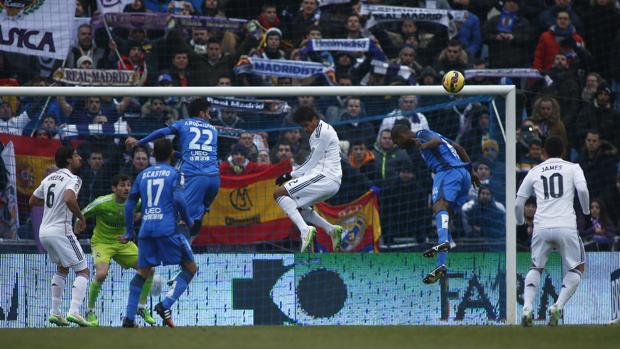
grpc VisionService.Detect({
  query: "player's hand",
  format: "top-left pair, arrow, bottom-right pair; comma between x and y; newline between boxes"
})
125,137 -> 138,150
471,172 -> 481,189
118,234 -> 132,244
414,139 -> 424,149
275,172 -> 293,186
74,219 -> 86,235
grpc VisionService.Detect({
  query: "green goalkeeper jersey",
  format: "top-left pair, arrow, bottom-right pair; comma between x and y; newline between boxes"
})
82,194 -> 139,245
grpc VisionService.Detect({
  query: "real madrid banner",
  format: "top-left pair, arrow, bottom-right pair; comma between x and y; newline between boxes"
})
0,0 -> 76,59
53,68 -> 140,86
314,190 -> 381,252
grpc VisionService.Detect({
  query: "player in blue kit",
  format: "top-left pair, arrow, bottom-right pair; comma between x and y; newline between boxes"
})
126,97 -> 219,240
119,139 -> 196,328
391,124 -> 479,284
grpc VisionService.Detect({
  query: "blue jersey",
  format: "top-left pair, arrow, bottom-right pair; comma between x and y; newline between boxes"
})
416,129 -> 467,173
130,164 -> 186,238
169,118 -> 219,176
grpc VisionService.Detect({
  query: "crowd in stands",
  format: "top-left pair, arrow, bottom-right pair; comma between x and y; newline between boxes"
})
1,0 -> 619,251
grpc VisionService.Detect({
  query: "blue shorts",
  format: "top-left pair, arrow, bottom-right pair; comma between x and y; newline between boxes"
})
184,175 -> 220,222
431,167 -> 471,208
137,234 -> 195,268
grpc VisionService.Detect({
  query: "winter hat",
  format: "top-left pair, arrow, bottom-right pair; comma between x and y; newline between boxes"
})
77,55 -> 93,66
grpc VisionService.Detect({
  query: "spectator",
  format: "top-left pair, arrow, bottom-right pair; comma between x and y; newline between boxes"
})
579,198 -> 618,251
575,84 -> 620,149
0,97 -> 30,135
198,37 -> 236,86
458,108 -> 490,159
348,140 -> 377,182
433,40 -> 469,76
536,0 -> 583,35
238,131 -> 259,162
270,140 -> 293,164
220,143 -> 268,175
390,45 -> 423,79
117,42 -> 146,79
201,0 -> 225,16
580,72 -> 604,104
516,196 -> 536,251
581,0 -> 620,78
483,0 -> 532,68
517,138 -> 543,172
257,150 -> 271,165
602,174 -> 620,228
257,4 -> 281,30
251,27 -> 287,60
135,97 -> 178,135
462,185 -> 506,239
123,146 -> 151,180
467,159 -> 502,202
32,129 -> 52,141
480,138 -> 506,204
577,130 -> 618,199
334,97 -> 376,147
77,55 -> 94,70
79,150 -> 110,207
289,0 -> 320,46
41,115 -> 60,139
533,9 -> 584,72
66,24 -> 106,69
372,129 -> 412,187
279,128 -> 303,155
452,0 -> 482,59
56,96 -> 123,125
161,50 -> 192,86
529,96 -> 569,151
378,96 -> 429,140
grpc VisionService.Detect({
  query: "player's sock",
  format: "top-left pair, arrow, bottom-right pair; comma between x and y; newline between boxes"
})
51,272 -> 66,315
554,269 -> 582,308
523,268 -> 541,312
125,274 -> 146,322
276,196 -> 310,234
162,269 -> 195,309
301,207 -> 335,233
87,279 -> 102,310
138,275 -> 154,306
68,274 -> 88,315
435,210 -> 449,266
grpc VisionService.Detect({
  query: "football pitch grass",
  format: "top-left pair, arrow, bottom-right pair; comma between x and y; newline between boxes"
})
2,326 -> 619,349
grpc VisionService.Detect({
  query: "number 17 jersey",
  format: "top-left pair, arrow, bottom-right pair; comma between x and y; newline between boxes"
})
169,118 -> 219,176
516,158 -> 587,230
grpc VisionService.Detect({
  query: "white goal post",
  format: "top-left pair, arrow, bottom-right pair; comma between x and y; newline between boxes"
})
0,85 -> 517,325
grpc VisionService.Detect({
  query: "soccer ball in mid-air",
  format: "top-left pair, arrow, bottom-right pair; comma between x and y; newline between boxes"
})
442,70 -> 465,94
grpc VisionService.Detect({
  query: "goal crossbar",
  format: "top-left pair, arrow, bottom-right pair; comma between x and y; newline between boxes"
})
1,85 -> 517,325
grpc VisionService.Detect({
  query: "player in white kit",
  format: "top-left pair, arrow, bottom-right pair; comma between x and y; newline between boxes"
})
515,136 -> 590,327
29,146 -> 91,327
273,106 -> 344,252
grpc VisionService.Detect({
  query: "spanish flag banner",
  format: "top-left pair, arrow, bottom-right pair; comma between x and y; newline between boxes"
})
194,161 -> 293,245
314,190 -> 381,252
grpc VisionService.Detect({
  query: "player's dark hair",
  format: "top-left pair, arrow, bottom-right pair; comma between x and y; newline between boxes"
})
55,146 -> 75,169
544,136 -> 564,158
188,97 -> 211,117
153,139 -> 173,162
111,173 -> 131,187
390,124 -> 410,141
293,106 -> 318,124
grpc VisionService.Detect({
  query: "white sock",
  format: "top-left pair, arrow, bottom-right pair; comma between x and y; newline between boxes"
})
555,269 -> 582,308
276,196 -> 310,233
68,275 -> 88,315
51,273 -> 66,316
301,207 -> 335,233
523,269 -> 541,312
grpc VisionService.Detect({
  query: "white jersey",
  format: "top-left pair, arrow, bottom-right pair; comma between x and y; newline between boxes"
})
291,120 -> 342,184
516,158 -> 587,230
33,168 -> 82,237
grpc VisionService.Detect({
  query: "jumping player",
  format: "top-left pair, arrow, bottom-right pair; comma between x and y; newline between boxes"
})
516,136 -> 590,326
391,124 -> 479,284
273,106 -> 344,252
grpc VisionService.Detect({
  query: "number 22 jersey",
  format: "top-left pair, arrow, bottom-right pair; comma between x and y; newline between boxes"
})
169,118 -> 219,176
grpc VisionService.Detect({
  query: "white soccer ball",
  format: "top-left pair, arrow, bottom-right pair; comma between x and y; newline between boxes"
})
150,274 -> 163,296
442,70 -> 465,94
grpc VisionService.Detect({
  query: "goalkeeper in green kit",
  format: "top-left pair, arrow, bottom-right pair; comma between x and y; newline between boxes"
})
79,174 -> 155,326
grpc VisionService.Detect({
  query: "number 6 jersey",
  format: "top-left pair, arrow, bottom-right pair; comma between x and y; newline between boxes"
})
32,168 -> 82,237
517,158 -> 589,230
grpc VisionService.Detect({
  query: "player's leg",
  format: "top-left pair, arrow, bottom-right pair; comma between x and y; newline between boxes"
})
155,234 -> 197,327
40,236 -> 70,326
300,206 -> 344,251
123,238 -> 156,328
297,177 -> 342,251
549,230 -> 586,326
522,229 -> 553,326
274,177 -> 314,252
86,260 -> 109,326
117,242 -> 155,325
185,175 -> 220,242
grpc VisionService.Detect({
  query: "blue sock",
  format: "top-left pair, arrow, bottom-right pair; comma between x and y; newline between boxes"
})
162,269 -> 194,309
125,274 -> 146,321
435,210 -> 449,267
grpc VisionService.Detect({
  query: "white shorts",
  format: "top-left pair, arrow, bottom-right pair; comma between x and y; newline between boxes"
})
40,234 -> 88,271
531,228 -> 585,271
284,174 -> 340,208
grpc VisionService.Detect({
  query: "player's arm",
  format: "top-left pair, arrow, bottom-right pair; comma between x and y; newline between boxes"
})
29,184 -> 44,206
451,141 -> 480,187
120,176 -> 141,243
515,173 -> 534,225
172,173 -> 193,227
65,185 -> 86,234
291,131 -> 330,178
126,125 -> 176,148
574,166 -> 591,215
81,197 -> 101,219
415,130 -> 442,150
